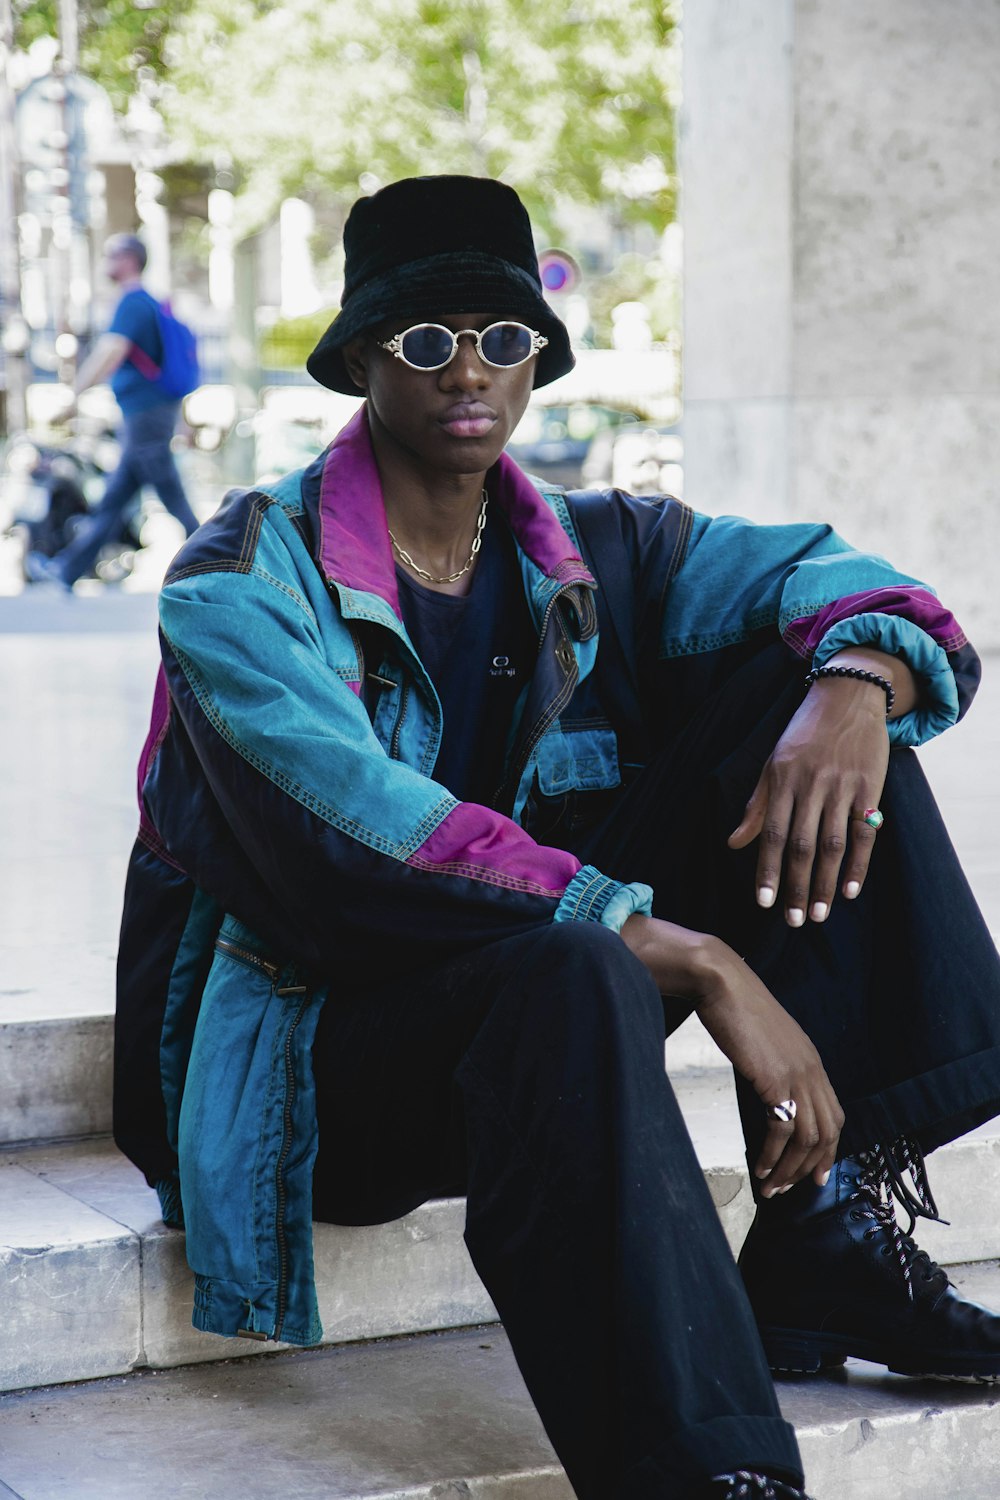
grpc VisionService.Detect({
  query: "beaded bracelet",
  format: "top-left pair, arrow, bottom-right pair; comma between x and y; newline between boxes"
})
803,664 -> 896,715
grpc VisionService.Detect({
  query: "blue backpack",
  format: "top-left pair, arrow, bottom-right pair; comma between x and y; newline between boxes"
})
128,300 -> 200,399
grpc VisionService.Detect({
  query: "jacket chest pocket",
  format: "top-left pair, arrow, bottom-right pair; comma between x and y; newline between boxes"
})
535,721 -> 621,797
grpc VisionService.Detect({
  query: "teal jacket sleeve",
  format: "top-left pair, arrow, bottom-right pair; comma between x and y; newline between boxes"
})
660,512 -> 976,747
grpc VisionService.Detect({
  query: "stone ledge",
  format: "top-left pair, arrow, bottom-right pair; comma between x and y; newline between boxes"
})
0,1015 -> 113,1144
0,1156 -> 141,1392
5,1094 -> 1000,1396
2,1320 -> 1000,1500
0,1008 -> 729,1150
0,1138 -> 498,1394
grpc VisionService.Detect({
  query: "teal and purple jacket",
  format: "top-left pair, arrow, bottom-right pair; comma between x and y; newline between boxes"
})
114,407 -> 979,1346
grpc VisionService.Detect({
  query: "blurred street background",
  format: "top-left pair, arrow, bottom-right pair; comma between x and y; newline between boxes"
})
0,1 -> 683,597
2,3 -> 999,634
2,1 -> 999,1014
2,582 -> 998,1032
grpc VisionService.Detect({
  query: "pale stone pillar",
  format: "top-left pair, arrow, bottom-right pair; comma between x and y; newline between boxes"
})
682,0 -> 1000,644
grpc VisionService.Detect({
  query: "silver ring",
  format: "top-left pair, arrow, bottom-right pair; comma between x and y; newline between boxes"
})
765,1099 -> 797,1123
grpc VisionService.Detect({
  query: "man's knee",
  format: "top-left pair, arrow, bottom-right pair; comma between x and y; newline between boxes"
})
522,917 -> 624,974
515,920 -> 663,1038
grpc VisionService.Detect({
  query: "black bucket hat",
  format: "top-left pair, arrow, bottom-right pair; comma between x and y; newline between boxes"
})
306,175 -> 575,396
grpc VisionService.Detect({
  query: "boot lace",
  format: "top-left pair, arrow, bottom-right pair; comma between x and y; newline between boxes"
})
852,1137 -> 949,1302
709,1472 -> 813,1499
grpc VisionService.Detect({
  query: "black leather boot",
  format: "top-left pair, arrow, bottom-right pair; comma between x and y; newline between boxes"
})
739,1142 -> 1000,1381
701,1473 -> 813,1499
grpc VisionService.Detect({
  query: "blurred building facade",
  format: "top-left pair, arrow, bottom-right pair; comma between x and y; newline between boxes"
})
682,0 -> 1000,647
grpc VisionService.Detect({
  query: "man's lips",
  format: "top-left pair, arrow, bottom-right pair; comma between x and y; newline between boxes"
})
439,403 -> 498,438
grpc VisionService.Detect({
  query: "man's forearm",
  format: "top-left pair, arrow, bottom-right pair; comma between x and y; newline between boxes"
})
73,333 -> 131,396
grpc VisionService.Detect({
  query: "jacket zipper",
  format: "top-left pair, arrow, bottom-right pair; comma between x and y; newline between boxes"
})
215,936 -> 280,985
390,679 -> 410,758
215,934 -> 308,1343
273,994 -> 309,1343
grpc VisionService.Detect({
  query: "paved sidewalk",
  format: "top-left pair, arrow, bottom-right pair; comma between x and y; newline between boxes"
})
3,587 -> 999,1022
4,593 -> 161,1020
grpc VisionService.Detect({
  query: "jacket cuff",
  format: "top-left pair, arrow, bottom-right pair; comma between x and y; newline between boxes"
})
554,865 -> 654,931
192,1272 -> 321,1348
154,1174 -> 184,1229
812,612 -> 959,747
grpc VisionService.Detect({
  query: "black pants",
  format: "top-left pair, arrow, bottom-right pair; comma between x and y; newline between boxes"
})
577,642 -> 1000,1165
311,643 -> 1000,1498
57,402 -> 200,585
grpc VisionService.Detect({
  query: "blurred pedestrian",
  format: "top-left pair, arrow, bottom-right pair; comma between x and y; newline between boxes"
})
26,233 -> 200,589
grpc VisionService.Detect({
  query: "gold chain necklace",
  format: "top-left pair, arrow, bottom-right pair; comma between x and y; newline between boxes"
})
389,490 -> 488,585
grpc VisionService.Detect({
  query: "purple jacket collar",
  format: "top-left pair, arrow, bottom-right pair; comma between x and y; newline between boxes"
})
312,406 -> 594,619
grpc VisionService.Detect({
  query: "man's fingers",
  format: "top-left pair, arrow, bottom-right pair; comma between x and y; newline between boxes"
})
729,767 -> 879,921
728,775 -> 768,851
748,791 -> 795,912
799,1086 -> 844,1186
812,1093 -> 844,1179
760,1103 -> 822,1195
840,812 -> 880,899
805,808 -> 851,921
771,793 -> 876,928
755,1086 -> 844,1194
776,799 -> 827,927
753,1114 -> 797,1185
773,798 -> 881,923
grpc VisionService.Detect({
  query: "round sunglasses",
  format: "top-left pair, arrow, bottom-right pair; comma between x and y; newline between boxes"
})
377,321 -> 548,372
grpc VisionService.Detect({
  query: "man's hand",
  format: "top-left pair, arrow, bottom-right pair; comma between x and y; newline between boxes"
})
621,914 -> 844,1191
728,647 -> 917,925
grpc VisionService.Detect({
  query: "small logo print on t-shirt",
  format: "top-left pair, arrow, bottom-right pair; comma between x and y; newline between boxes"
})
490,654 -> 517,678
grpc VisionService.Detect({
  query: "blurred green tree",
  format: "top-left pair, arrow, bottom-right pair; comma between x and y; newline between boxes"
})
13,1 -> 194,115
160,0 -> 677,238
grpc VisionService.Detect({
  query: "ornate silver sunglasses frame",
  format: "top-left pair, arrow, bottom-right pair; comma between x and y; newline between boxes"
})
377,321 -> 549,371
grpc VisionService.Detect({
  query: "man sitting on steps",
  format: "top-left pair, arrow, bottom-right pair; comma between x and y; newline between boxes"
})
114,176 -> 1000,1500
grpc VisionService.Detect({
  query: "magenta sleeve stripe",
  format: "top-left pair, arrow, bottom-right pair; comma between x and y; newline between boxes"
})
406,800 -> 580,898
135,665 -> 187,868
785,588 -> 967,658
137,665 -> 171,813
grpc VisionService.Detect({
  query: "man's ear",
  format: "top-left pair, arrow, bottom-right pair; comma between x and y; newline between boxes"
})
342,337 -> 369,391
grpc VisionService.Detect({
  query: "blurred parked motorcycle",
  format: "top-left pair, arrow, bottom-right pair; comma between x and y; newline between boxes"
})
1,420 -> 149,583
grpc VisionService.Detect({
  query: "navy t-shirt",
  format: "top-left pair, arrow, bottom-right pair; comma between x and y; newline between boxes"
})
397,509 -> 537,806
109,287 -> 165,415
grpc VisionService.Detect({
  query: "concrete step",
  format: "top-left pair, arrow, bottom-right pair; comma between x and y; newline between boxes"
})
0,1014 -> 113,1144
0,1137 -> 496,1396
3,1307 -> 1000,1500
4,1074 -> 1000,1396
0,1006 -> 725,1147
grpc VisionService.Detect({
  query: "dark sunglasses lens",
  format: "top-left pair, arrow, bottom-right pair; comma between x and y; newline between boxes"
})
400,325 -> 454,368
481,322 -> 533,366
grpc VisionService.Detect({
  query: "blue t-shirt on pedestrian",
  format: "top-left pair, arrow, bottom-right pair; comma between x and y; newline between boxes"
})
109,288 -> 167,416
